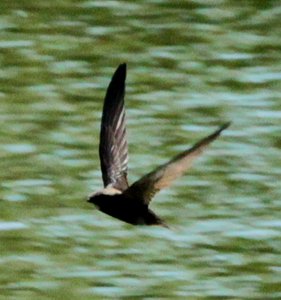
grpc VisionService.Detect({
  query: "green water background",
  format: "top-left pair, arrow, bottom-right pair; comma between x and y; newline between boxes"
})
0,1 -> 280,299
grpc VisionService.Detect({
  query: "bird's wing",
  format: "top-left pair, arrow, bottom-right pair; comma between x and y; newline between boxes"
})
99,63 -> 129,191
124,123 -> 230,204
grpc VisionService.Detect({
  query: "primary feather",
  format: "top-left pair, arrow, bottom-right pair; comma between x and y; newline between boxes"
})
99,63 -> 129,191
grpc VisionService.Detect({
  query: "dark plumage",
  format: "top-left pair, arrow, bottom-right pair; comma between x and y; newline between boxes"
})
88,63 -> 230,227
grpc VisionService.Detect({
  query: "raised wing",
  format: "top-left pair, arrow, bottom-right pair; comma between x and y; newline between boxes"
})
99,63 -> 129,191
124,123 -> 230,204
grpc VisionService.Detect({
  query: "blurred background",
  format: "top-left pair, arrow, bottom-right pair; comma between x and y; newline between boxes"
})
0,0 -> 280,299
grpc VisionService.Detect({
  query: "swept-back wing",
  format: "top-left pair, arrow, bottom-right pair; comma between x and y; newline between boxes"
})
125,123 -> 230,203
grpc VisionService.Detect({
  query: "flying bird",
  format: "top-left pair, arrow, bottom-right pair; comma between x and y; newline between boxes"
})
88,63 -> 230,227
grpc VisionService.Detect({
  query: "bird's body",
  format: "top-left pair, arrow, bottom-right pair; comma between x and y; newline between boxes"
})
88,63 -> 230,227
91,192 -> 165,226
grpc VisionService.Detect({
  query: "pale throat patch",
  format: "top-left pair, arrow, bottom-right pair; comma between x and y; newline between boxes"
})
88,185 -> 122,198
103,185 -> 122,195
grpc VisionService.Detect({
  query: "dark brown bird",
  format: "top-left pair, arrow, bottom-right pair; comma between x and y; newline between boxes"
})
88,63 -> 230,227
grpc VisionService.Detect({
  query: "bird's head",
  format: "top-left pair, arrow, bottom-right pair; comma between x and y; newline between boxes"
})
87,185 -> 122,206
87,190 -> 104,207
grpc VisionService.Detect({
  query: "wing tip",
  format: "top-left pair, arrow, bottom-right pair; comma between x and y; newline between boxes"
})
217,121 -> 231,135
205,122 -> 230,143
108,63 -> 127,88
116,63 -> 127,80
186,121 -> 231,154
202,121 -> 230,146
119,62 -> 127,69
